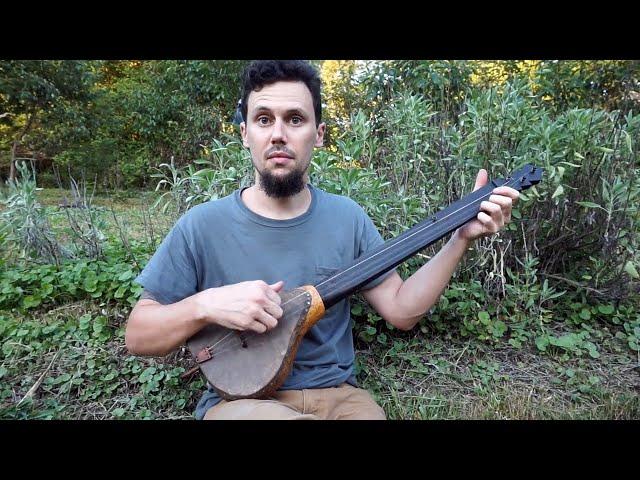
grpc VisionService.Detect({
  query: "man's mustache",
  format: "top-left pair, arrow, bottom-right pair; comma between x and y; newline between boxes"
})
265,146 -> 295,158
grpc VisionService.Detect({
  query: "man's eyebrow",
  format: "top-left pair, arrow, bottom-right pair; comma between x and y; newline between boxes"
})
251,106 -> 307,116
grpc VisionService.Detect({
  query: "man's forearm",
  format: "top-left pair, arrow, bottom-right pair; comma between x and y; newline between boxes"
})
125,295 -> 205,357
392,229 -> 471,329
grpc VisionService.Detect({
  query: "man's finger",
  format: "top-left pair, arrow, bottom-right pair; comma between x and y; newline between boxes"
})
264,287 -> 282,305
256,309 -> 279,330
248,320 -> 268,334
488,194 -> 512,210
477,212 -> 498,233
480,200 -> 503,220
473,169 -> 488,192
492,186 -> 520,201
263,300 -> 284,320
480,201 -> 504,227
269,280 -> 285,292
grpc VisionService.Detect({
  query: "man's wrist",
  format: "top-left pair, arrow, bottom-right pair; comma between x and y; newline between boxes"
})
185,292 -> 210,327
452,228 -> 473,250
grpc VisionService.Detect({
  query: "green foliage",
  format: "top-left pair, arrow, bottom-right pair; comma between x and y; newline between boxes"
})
1,60 -> 249,188
0,312 -> 201,419
359,61 -> 474,123
0,60 -> 98,179
0,161 -> 69,264
0,61 -> 94,114
533,60 -> 640,113
110,61 -> 249,184
0,246 -> 144,312
151,138 -> 252,216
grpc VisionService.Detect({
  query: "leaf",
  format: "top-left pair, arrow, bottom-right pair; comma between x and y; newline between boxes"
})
93,316 -> 107,335
535,336 -> 549,352
579,308 -> 591,321
118,270 -> 134,281
597,304 -> 614,315
622,130 -> 633,154
83,277 -> 98,293
22,295 -> 41,309
114,285 -> 128,299
624,261 -> 639,279
585,343 -> 600,359
549,334 -> 577,349
576,201 -> 603,210
491,320 -> 507,338
551,185 -> 564,199
561,161 -> 582,167
79,314 -> 92,330
41,284 -> 54,296
139,366 -> 157,382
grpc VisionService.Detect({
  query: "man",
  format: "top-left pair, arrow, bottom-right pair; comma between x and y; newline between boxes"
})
125,60 -> 519,420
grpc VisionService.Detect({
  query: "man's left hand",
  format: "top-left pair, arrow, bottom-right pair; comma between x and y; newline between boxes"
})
457,169 -> 520,242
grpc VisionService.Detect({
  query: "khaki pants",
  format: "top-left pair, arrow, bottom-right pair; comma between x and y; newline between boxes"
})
203,383 -> 386,420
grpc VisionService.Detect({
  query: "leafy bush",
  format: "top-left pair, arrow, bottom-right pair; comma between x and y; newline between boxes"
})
0,161 -> 70,264
0,245 -> 145,312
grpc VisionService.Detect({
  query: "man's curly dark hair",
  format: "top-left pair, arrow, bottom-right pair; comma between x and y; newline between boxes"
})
240,60 -> 322,126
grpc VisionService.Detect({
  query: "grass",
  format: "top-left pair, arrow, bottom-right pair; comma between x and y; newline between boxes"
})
358,334 -> 639,419
3,307 -> 637,419
1,188 -> 638,420
35,186 -> 174,242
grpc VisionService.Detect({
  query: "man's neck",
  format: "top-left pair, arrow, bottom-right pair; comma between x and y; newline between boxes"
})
241,177 -> 312,220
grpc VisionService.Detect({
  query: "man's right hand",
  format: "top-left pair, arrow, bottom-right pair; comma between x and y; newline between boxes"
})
193,280 -> 285,333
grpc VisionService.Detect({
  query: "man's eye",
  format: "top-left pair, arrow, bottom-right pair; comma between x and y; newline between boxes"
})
291,116 -> 303,124
257,116 -> 270,125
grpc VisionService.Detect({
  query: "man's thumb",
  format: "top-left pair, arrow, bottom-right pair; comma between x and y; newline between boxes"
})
473,169 -> 488,192
269,280 -> 285,292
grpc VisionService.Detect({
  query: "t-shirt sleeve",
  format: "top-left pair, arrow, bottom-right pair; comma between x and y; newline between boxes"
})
134,221 -> 199,305
356,207 -> 396,291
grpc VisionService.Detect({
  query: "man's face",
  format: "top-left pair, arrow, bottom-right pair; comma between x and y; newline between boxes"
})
241,80 -> 325,197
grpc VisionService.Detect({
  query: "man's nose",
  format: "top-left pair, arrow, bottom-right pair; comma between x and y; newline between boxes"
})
270,119 -> 286,143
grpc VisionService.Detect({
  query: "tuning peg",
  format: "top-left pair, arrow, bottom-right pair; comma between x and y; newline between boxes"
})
529,166 -> 544,184
519,178 -> 532,189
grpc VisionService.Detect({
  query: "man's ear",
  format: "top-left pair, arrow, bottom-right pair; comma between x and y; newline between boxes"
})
315,122 -> 326,147
240,122 -> 248,148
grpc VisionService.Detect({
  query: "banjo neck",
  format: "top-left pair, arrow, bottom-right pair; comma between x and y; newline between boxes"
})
314,164 -> 543,309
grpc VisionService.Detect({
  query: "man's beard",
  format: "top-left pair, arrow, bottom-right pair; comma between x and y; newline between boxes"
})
256,165 -> 307,198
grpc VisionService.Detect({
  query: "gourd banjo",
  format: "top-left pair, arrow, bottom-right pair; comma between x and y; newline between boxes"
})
184,164 -> 544,400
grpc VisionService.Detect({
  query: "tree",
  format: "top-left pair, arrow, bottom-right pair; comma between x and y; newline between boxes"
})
0,61 -> 96,181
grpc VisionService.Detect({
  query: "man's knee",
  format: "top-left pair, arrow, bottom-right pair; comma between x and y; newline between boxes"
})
204,399 -> 317,420
336,385 -> 386,420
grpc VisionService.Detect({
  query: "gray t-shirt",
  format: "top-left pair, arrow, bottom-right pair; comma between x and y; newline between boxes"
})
135,184 -> 391,419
